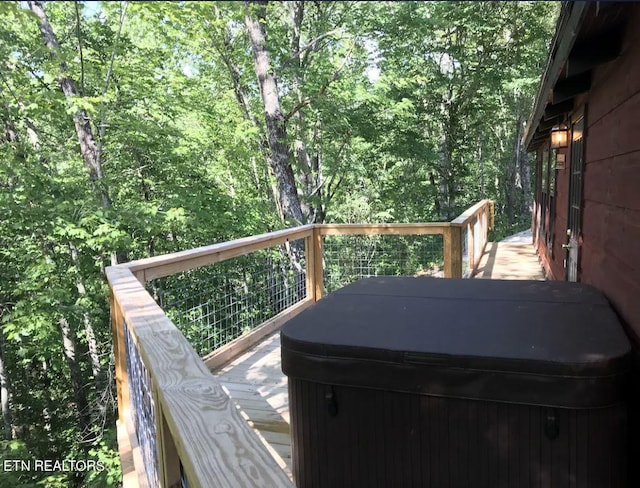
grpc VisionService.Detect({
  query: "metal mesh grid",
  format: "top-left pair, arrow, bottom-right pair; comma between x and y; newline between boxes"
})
462,214 -> 487,277
124,321 -> 160,488
475,214 -> 487,262
322,234 -> 444,293
150,240 -> 306,356
474,216 -> 482,260
462,226 -> 470,277
180,461 -> 188,488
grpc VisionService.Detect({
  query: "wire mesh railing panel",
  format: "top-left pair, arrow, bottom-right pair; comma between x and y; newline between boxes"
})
180,461 -> 189,488
461,226 -> 470,277
149,240 -> 306,356
474,215 -> 482,262
124,320 -> 160,488
474,215 -> 487,263
322,234 -> 444,293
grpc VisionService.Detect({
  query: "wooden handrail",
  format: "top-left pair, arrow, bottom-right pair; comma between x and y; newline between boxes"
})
120,201 -> 493,279
319,222 -> 450,236
109,200 -> 494,487
451,199 -> 493,226
450,199 -> 493,275
126,224 -> 315,282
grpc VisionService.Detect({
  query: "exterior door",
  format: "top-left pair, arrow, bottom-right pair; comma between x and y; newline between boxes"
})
564,114 -> 585,281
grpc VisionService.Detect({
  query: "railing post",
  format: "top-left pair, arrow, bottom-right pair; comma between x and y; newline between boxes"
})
305,232 -> 315,302
110,290 -> 129,422
483,206 -> 489,246
468,220 -> 475,271
312,226 -> 324,300
490,201 -> 495,230
157,403 -> 181,488
133,269 -> 146,285
444,225 -> 463,278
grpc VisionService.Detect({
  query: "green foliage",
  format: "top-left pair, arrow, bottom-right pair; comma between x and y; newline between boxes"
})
0,1 -> 558,486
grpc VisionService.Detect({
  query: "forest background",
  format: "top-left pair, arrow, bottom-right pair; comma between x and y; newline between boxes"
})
0,1 -> 558,486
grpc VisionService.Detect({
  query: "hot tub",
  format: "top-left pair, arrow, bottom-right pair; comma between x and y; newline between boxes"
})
281,277 -> 631,488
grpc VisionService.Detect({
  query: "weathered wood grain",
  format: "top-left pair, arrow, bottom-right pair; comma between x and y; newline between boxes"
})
157,403 -> 181,487
107,266 -> 292,488
117,417 -> 146,488
450,199 -> 492,226
214,333 -> 293,478
444,225 -> 464,278
312,226 -> 323,300
468,219 -> 476,271
125,413 -> 152,488
110,289 -> 128,422
304,234 -> 315,301
319,222 -> 448,236
126,225 -> 314,281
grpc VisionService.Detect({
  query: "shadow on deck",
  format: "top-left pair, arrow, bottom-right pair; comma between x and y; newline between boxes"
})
214,334 -> 293,477
473,230 -> 545,280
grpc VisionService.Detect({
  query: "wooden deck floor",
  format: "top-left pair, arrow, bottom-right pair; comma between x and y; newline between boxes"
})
210,233 -> 544,478
473,231 -> 545,280
211,333 -> 293,479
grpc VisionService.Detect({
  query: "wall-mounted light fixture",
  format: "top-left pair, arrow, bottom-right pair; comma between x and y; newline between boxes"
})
550,124 -> 569,149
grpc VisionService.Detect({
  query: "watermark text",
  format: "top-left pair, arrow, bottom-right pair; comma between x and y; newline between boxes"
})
2,459 -> 105,472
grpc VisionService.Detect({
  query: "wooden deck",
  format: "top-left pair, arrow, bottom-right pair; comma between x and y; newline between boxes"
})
473,230 -> 545,280
111,201 -> 496,487
210,232 -> 545,478
212,333 -> 293,480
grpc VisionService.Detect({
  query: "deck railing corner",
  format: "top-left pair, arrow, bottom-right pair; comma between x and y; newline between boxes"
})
109,199 -> 493,487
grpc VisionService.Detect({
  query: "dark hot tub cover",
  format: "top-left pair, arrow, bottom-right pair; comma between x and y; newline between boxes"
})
281,277 -> 631,408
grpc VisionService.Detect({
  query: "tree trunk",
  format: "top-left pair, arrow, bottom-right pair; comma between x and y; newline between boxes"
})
479,137 -> 485,198
68,243 -> 103,387
28,1 -> 110,210
211,5 -> 280,219
40,358 -> 54,441
294,133 -> 314,219
289,1 -> 315,221
430,171 -> 442,219
506,113 -> 524,225
0,332 -> 14,440
438,130 -> 452,220
58,317 -> 91,443
28,1 -> 128,266
245,2 -> 305,226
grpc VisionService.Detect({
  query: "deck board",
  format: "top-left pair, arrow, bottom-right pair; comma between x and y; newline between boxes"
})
212,333 -> 293,479
473,231 -> 545,280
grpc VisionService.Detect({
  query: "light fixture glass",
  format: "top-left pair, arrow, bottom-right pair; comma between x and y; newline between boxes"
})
550,124 -> 568,149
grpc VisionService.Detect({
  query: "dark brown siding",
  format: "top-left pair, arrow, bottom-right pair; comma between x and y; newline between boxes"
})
537,4 -> 640,338
581,4 -> 640,339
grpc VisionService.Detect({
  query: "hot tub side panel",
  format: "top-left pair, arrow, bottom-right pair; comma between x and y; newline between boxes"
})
288,378 -> 627,488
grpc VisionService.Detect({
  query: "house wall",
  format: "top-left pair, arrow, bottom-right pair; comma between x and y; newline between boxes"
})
581,4 -> 640,341
535,4 -> 640,340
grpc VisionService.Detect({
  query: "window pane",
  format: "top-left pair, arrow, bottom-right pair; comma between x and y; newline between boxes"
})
549,150 -> 556,196
542,149 -> 549,191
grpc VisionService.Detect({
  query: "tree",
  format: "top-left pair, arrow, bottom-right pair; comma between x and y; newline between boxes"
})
245,1 -> 305,226
0,2 -> 559,485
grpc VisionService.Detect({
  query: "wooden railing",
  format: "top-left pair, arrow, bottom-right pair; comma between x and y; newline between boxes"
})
107,199 -> 493,488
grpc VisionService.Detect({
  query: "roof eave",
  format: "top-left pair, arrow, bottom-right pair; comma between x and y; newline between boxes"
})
523,2 -> 591,151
